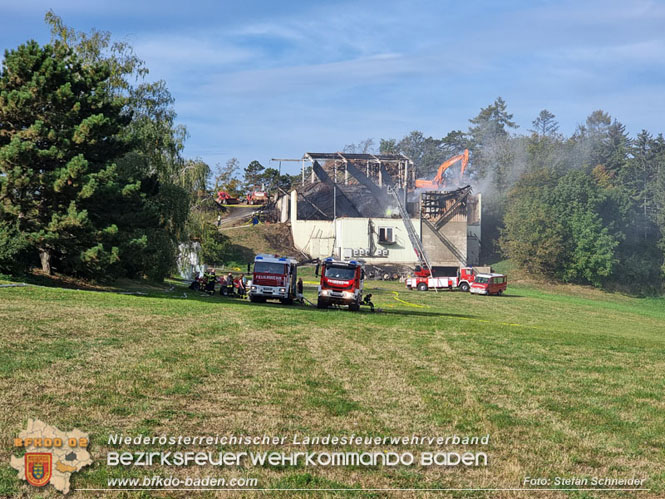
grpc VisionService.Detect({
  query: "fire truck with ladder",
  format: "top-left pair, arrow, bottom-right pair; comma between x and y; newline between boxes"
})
317,258 -> 366,311
249,254 -> 298,304
406,266 -> 477,292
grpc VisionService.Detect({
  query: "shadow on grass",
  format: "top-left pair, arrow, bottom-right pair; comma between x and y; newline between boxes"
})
134,283 -> 478,319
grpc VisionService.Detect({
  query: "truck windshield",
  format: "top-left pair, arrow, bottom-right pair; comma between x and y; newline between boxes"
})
475,276 -> 489,284
325,266 -> 355,280
254,262 -> 286,274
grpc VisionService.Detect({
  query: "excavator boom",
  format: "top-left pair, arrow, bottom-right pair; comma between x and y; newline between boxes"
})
415,149 -> 469,190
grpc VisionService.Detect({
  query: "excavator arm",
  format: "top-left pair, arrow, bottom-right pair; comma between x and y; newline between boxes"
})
415,149 -> 469,190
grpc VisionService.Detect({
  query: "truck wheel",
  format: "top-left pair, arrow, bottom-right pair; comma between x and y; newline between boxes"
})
317,299 -> 327,309
417,283 -> 428,291
497,289 -> 503,296
250,295 -> 264,303
459,282 -> 470,292
349,301 -> 360,311
281,298 -> 293,305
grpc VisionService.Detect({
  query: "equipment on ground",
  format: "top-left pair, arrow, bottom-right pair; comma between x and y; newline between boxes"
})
317,258 -> 365,311
249,254 -> 299,304
415,150 -> 469,190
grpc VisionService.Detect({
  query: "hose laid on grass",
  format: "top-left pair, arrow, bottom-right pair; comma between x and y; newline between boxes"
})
392,291 -> 429,308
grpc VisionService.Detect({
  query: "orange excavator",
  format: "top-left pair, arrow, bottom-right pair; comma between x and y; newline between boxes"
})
415,149 -> 469,190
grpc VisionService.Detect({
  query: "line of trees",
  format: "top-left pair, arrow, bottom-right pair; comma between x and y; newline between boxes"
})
349,99 -> 665,294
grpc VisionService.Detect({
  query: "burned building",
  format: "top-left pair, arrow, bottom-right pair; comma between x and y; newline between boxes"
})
278,152 -> 481,267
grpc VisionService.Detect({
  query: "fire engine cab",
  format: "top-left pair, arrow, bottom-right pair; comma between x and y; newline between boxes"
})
317,258 -> 365,311
249,254 -> 298,304
406,266 -> 477,292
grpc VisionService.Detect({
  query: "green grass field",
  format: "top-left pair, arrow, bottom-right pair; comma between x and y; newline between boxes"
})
1,270 -> 664,497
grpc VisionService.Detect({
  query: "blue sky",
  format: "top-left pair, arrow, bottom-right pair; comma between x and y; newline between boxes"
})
2,0 -> 665,175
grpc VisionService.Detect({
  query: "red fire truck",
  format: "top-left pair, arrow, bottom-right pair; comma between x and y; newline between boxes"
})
246,190 -> 268,205
406,266 -> 477,292
249,254 -> 298,304
470,273 -> 507,295
217,191 -> 239,205
317,258 -> 365,311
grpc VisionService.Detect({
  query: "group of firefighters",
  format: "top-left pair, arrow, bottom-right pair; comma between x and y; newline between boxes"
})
189,269 -> 248,297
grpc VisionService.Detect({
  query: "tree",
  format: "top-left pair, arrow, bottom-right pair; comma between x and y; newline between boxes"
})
45,9 -> 148,93
530,109 -> 559,137
243,160 -> 264,190
440,130 -> 469,155
0,41 -> 131,275
257,168 -> 292,192
179,158 -> 211,196
379,138 -> 398,154
396,131 -> 451,178
467,97 -> 519,191
502,168 -> 621,287
468,97 -> 518,144
43,11 -> 193,280
500,170 -> 567,276
0,221 -> 30,274
552,171 -> 620,286
343,138 -> 375,154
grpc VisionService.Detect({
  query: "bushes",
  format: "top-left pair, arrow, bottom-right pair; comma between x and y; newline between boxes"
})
0,221 -> 31,275
501,170 -> 620,287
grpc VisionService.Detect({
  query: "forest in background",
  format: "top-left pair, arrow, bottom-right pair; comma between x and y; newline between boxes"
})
345,99 -> 665,294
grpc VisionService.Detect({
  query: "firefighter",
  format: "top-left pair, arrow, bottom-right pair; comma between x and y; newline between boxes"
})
204,269 -> 216,295
189,271 -> 201,291
297,277 -> 303,295
363,294 -> 375,312
237,273 -> 247,297
225,272 -> 234,296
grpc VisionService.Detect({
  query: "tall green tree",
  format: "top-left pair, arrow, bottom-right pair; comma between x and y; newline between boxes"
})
242,160 -> 264,190
530,109 -> 559,137
0,41 -> 132,275
500,169 -> 567,276
44,11 -> 195,280
468,97 -> 519,192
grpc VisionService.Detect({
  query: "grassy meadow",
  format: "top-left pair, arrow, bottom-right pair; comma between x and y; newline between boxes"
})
1,268 -> 664,497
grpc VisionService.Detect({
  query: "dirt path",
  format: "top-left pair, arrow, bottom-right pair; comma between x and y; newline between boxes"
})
219,206 -> 256,227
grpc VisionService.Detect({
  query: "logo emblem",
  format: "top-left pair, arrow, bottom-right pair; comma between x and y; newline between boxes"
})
25,453 -> 52,487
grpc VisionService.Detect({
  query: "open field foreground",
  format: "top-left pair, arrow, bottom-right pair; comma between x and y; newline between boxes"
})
1,273 -> 664,498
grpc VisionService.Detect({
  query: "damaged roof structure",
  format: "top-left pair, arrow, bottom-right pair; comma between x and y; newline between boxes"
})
295,152 -> 413,220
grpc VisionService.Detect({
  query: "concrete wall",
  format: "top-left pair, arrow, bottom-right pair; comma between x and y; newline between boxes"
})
467,224 -> 481,265
289,189 -> 482,266
421,220 -> 468,266
467,193 -> 481,266
290,191 -> 420,264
